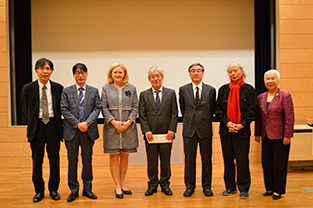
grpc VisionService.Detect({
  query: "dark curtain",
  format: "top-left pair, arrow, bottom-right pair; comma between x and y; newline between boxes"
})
255,0 -> 276,96
9,0 -> 32,125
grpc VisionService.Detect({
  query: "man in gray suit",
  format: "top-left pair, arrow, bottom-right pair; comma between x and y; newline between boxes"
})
61,63 -> 101,202
139,66 -> 178,196
179,63 -> 216,197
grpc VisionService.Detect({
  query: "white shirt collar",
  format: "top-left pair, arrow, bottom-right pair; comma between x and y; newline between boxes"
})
192,82 -> 202,91
152,86 -> 163,93
38,80 -> 51,90
76,84 -> 86,90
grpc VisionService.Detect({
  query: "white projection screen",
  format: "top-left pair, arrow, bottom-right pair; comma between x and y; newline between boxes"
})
31,0 -> 254,108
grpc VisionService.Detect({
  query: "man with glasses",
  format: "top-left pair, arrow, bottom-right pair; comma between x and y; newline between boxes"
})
61,63 -> 101,202
179,63 -> 216,197
21,58 -> 63,203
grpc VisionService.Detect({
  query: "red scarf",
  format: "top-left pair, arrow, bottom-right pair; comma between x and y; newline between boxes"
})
227,77 -> 245,124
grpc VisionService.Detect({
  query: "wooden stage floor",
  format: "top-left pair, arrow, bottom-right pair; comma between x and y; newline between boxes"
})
0,163 -> 312,208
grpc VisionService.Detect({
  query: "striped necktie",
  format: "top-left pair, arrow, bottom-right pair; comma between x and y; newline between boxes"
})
195,86 -> 199,105
41,85 -> 50,124
79,87 -> 86,121
155,90 -> 161,112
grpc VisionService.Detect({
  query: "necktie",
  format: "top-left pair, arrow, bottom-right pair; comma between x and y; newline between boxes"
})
41,85 -> 50,124
195,86 -> 199,105
79,87 -> 86,121
155,90 -> 161,112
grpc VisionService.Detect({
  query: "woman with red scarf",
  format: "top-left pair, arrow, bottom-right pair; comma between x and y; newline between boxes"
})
215,61 -> 256,199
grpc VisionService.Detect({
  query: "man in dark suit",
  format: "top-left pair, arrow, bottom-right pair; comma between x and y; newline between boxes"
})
179,63 -> 216,197
61,63 -> 101,202
21,58 -> 63,203
139,66 -> 178,196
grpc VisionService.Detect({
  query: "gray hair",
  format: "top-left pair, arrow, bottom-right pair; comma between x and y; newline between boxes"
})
228,61 -> 247,79
264,69 -> 280,81
147,66 -> 164,79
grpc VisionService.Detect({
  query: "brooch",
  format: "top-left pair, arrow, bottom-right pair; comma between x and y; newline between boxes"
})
125,90 -> 131,97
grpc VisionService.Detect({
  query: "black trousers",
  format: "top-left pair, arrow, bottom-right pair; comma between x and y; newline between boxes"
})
220,134 -> 251,192
30,118 -> 60,194
262,135 -> 290,194
183,133 -> 212,190
65,130 -> 94,194
145,141 -> 172,189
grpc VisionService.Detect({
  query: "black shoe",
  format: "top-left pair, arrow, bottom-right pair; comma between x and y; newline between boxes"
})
67,192 -> 78,202
49,191 -> 60,200
263,191 -> 273,196
183,189 -> 194,197
115,190 -> 123,199
240,192 -> 249,199
33,193 -> 44,203
273,193 -> 281,200
83,191 -> 97,199
122,189 -> 132,195
145,188 -> 157,196
222,189 -> 237,196
161,187 -> 173,196
203,189 -> 213,197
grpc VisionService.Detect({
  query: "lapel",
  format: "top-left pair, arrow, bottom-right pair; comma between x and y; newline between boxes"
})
159,87 -> 168,114
147,88 -> 159,114
85,84 -> 90,106
199,83 -> 207,106
267,88 -> 281,114
50,80 -> 56,109
73,85 -> 79,108
34,81 -> 40,110
187,83 -> 197,106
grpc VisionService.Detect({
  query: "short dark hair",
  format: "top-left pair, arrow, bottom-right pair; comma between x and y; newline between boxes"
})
188,63 -> 204,72
72,63 -> 88,74
35,58 -> 54,71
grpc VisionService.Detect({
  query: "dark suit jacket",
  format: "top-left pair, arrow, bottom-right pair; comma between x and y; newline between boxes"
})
179,83 -> 216,138
139,87 -> 178,139
255,88 -> 294,140
61,84 -> 101,141
215,83 -> 256,138
21,80 -> 63,142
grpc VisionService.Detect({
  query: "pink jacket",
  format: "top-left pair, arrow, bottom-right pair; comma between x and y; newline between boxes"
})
255,88 -> 294,140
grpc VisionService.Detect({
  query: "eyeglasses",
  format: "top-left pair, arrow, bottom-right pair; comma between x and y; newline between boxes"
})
74,71 -> 87,75
37,67 -> 52,71
190,69 -> 203,74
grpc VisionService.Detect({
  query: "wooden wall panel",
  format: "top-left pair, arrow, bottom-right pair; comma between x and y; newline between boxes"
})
0,113 -> 7,126
0,52 -> 6,66
293,107 -> 313,123
280,63 -> 313,77
280,49 -> 313,63
280,0 -> 313,4
0,22 -> 5,36
280,77 -> 313,92
0,36 -> 5,51
0,82 -> 7,97
280,20 -> 313,33
280,5 -> 313,19
290,92 -> 313,106
0,97 -> 7,111
280,35 -> 313,48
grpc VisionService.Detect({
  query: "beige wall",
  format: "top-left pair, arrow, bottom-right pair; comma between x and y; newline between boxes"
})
279,0 -> 313,124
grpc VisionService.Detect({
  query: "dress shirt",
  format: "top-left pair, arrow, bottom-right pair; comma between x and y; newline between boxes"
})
38,80 -> 54,118
76,84 -> 86,100
152,86 -> 163,102
192,82 -> 202,99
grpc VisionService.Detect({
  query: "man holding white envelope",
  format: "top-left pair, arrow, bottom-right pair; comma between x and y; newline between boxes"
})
139,66 -> 178,196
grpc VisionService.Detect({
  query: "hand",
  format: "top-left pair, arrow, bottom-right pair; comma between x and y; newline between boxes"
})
110,120 -> 124,133
77,122 -> 89,132
227,121 -> 238,133
234,124 -> 244,131
145,131 -> 153,142
119,120 -> 132,133
283,137 -> 291,145
166,130 -> 175,141
255,136 -> 261,144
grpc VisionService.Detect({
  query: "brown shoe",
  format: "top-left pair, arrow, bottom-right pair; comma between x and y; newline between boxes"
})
67,192 -> 78,202
82,191 -> 97,199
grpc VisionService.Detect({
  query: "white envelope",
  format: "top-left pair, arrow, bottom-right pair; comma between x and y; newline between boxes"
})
148,134 -> 172,144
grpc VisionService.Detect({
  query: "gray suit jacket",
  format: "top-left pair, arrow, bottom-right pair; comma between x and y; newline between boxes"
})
179,82 -> 216,138
61,84 -> 101,141
139,87 -> 178,139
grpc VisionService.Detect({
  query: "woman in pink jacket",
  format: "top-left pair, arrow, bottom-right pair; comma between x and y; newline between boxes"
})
255,69 -> 294,200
